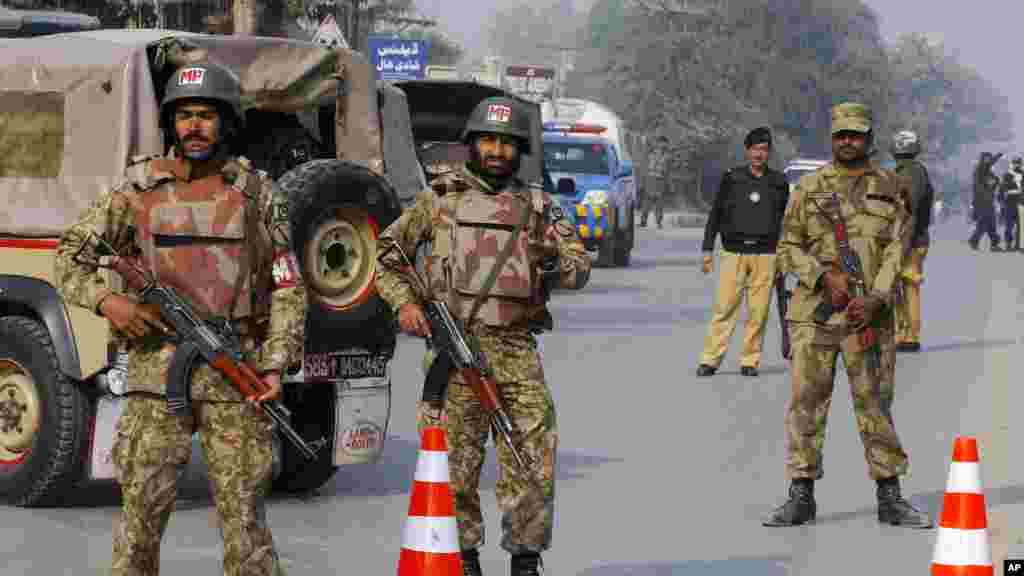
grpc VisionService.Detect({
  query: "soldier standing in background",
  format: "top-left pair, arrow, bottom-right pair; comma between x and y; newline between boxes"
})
890,130 -> 933,352
642,135 -> 669,228
1001,157 -> 1024,251
375,97 -> 591,576
54,61 -> 305,575
968,151 -> 1003,251
696,127 -> 789,377
762,102 -> 931,529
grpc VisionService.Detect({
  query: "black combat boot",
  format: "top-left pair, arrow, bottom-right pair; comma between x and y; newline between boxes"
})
510,553 -> 543,576
876,477 -> 933,528
762,479 -> 816,526
461,548 -> 482,576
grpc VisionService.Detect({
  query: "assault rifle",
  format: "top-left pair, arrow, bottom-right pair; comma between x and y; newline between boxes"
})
812,190 -> 882,375
389,242 -> 532,474
77,234 -> 326,461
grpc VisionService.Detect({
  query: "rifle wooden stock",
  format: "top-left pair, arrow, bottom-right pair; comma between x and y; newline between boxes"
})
460,368 -> 500,414
106,255 -> 323,461
209,354 -> 271,400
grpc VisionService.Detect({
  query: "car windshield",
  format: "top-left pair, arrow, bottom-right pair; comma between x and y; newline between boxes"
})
544,142 -> 609,175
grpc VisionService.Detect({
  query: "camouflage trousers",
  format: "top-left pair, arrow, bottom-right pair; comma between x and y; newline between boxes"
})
417,330 -> 557,555
111,394 -> 281,576
784,322 -> 909,481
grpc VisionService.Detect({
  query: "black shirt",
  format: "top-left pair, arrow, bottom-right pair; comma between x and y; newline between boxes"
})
701,165 -> 789,254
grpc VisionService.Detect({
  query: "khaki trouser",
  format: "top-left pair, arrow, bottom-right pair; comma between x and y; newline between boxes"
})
895,246 -> 928,344
699,250 -> 777,368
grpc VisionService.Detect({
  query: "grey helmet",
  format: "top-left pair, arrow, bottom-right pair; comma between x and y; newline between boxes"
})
890,130 -> 921,157
160,61 -> 245,137
461,96 -> 532,154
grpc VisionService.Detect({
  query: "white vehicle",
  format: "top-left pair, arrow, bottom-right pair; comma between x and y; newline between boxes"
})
783,158 -> 830,192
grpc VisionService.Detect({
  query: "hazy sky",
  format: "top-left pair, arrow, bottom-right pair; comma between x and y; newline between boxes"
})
415,0 -> 1023,152
863,0 -> 1024,154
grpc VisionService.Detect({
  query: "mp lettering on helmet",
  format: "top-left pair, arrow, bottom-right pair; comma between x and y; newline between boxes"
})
486,104 -> 512,124
178,67 -> 206,86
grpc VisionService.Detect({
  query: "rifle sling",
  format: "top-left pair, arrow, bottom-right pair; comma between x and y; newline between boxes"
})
464,195 -> 533,326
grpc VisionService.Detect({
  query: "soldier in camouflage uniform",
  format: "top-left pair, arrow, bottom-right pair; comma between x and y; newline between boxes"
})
762,103 -> 931,529
642,135 -> 669,228
54,61 -> 305,575
375,97 -> 591,576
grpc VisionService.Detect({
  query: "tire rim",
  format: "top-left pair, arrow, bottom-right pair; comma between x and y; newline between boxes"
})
0,359 -> 41,461
304,206 -> 377,310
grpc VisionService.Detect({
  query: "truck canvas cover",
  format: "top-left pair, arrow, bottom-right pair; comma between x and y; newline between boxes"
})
0,30 -> 382,238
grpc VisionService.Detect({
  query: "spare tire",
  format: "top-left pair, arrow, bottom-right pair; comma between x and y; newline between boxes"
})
281,159 -> 403,334
0,316 -> 90,507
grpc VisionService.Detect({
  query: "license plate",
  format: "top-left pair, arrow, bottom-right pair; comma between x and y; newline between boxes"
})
303,351 -> 389,381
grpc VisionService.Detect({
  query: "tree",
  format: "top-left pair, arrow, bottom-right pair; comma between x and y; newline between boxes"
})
886,33 -> 1013,164
399,28 -> 464,66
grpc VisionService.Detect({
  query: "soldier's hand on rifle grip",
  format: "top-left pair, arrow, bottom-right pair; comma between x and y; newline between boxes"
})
398,303 -> 432,338
822,269 -> 851,308
847,296 -> 881,326
249,371 -> 282,407
99,293 -> 171,338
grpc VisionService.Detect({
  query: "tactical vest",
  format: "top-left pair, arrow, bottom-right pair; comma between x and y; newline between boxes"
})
128,156 -> 271,321
424,180 -> 547,327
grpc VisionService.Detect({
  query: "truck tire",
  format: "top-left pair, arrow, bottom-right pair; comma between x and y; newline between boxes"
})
596,206 -> 618,268
0,316 -> 89,507
273,382 -> 338,494
614,206 -> 632,267
282,159 -> 402,332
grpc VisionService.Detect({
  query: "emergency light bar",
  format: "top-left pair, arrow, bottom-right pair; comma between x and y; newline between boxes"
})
543,122 -> 607,134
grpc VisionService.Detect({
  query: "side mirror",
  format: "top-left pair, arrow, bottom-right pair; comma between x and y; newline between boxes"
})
556,177 -> 576,197
616,160 -> 633,179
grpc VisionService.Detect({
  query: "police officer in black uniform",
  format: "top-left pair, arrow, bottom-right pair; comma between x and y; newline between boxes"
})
697,127 -> 790,376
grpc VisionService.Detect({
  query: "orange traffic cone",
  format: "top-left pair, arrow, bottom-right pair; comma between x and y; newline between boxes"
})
398,426 -> 463,576
931,437 -> 993,576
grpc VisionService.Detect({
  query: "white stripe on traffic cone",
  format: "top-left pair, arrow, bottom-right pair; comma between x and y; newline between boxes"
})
931,436 -> 993,576
398,427 -> 463,576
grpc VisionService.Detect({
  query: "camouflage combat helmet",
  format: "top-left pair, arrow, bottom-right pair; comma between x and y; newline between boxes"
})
891,130 -> 921,157
461,96 -> 531,154
160,61 -> 245,134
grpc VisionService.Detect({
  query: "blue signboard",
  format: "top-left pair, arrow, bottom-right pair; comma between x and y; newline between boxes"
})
368,36 -> 428,81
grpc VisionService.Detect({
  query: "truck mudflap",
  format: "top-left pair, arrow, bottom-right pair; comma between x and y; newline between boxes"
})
303,348 -> 392,466
332,375 -> 390,465
87,394 -> 122,481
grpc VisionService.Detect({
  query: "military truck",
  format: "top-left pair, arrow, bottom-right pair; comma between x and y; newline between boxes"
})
0,29 -> 546,507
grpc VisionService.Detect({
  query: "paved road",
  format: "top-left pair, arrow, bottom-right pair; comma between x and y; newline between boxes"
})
4,216 -> 1024,576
